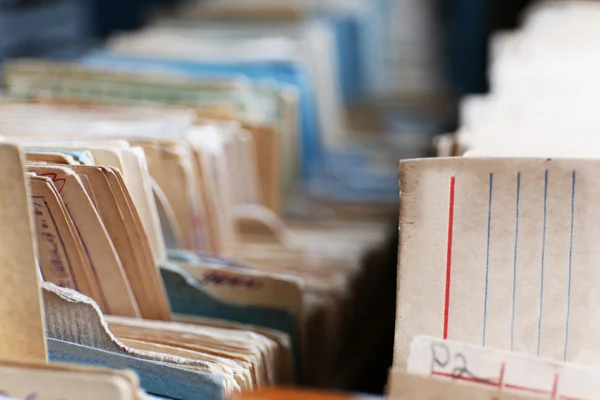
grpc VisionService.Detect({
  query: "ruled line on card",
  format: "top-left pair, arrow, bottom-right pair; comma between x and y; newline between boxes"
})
565,171 -> 576,361
443,176 -> 456,340
511,172 -> 521,351
538,169 -> 549,356
483,172 -> 494,346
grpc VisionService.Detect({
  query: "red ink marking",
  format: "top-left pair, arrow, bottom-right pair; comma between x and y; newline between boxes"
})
433,368 -> 583,400
551,373 -> 559,400
432,371 -> 498,388
498,362 -> 505,390
39,173 -> 66,193
443,176 -> 456,339
504,383 -> 551,396
41,173 -> 57,181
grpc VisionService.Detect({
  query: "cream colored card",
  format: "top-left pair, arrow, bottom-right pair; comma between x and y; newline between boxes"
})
0,144 -> 46,361
122,147 -> 166,263
388,369 -> 536,400
178,263 -> 303,318
27,164 -> 140,318
20,142 -> 166,263
240,123 -> 280,214
133,140 -> 204,252
0,360 -> 140,400
29,175 -> 104,306
26,152 -> 76,165
151,179 -> 183,250
408,335 -> 600,400
69,165 -> 170,321
396,158 -> 600,367
104,167 -> 171,322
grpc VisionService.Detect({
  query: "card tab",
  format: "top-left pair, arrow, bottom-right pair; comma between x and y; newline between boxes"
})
28,164 -> 140,318
0,359 -> 140,400
0,144 -> 47,361
408,335 -> 600,400
388,369 -> 536,400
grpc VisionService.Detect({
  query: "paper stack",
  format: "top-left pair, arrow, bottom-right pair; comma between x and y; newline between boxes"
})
0,3 -> 403,397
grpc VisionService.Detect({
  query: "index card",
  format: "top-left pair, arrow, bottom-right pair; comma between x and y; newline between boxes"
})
395,157 -> 600,367
0,359 -> 140,400
388,369 -> 537,400
0,143 -> 46,361
27,164 -> 140,318
29,175 -> 105,306
407,335 -> 600,400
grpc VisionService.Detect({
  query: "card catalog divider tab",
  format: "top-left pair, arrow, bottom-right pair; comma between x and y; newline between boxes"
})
0,143 -> 47,361
159,262 -> 303,383
104,168 -> 171,322
69,165 -> 170,321
387,369 -> 537,400
29,175 -> 106,311
27,163 -> 140,318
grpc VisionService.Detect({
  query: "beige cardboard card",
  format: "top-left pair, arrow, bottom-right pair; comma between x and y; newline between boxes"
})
218,125 -> 246,207
241,123 -> 280,214
0,359 -> 140,400
190,132 -> 236,251
116,338 -> 242,393
226,127 -> 259,206
408,335 -> 600,400
122,147 -> 166,263
0,144 -> 46,361
133,140 -> 204,252
176,263 -> 303,318
173,314 -> 294,385
190,145 -> 222,254
26,152 -> 76,165
68,165 -> 170,321
27,164 -> 140,318
387,369 -> 536,400
395,158 -> 600,368
105,316 -> 275,387
104,167 -> 171,322
29,175 -> 106,310
151,179 -> 183,250
22,143 -> 166,262
175,262 -> 304,380
233,204 -> 286,245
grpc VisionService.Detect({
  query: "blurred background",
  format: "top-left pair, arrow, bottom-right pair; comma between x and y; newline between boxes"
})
0,0 -> 537,395
0,0 -> 536,144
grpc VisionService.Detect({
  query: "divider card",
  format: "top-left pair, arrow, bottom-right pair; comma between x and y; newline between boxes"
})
395,158 -> 600,368
0,144 -> 47,361
407,335 -> 600,400
387,369 -> 536,400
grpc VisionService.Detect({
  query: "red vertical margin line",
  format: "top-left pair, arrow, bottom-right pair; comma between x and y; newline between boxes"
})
551,373 -> 559,400
443,176 -> 456,340
498,362 -> 506,391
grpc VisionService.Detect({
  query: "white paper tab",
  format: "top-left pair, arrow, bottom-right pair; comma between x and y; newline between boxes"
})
408,335 -> 600,400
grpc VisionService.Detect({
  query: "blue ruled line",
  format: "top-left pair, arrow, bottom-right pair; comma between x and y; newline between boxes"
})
537,169 -> 549,356
511,172 -> 521,351
565,171 -> 576,361
483,172 -> 493,346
